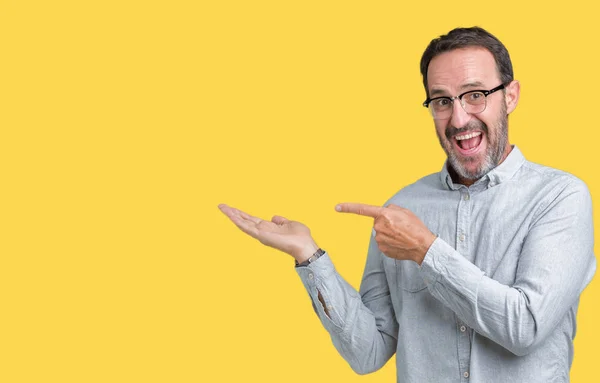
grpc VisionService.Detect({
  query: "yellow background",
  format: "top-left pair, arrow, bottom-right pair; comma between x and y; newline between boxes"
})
1,1 -> 598,382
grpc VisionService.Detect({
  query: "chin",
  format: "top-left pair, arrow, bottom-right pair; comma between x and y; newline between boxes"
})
451,154 -> 492,180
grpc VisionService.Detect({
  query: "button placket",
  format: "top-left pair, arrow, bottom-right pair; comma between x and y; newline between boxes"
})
456,187 -> 472,261
455,190 -> 472,381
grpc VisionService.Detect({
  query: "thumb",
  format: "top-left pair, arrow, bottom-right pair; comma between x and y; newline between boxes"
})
271,215 -> 291,225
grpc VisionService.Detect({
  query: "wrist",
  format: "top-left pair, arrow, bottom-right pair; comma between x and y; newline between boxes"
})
415,232 -> 437,265
294,241 -> 319,264
295,247 -> 325,267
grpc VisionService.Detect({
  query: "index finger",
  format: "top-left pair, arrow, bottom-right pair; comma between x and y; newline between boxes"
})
335,203 -> 384,218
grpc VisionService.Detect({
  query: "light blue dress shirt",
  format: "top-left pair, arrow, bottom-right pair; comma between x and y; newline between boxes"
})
296,146 -> 596,382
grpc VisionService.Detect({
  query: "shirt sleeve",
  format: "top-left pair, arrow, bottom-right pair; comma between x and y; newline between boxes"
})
419,179 -> 597,356
295,229 -> 398,374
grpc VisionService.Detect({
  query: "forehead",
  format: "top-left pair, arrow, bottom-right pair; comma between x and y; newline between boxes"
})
427,47 -> 500,93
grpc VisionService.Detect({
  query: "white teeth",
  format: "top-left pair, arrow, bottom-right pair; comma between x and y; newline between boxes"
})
455,131 -> 482,140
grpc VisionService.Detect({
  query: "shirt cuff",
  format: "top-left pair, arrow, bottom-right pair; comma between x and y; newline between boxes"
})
295,251 -> 334,275
295,252 -> 346,333
419,236 -> 451,287
419,236 -> 485,305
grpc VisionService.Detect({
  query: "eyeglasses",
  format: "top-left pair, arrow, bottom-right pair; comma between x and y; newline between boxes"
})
423,84 -> 505,120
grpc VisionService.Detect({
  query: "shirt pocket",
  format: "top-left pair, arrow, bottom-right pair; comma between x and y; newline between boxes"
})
396,259 -> 427,292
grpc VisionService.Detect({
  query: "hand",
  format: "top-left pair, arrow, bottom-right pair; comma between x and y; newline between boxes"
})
335,202 -> 436,265
218,204 -> 319,263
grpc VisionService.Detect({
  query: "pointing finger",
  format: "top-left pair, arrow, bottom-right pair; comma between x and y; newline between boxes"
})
386,203 -> 404,210
335,203 -> 384,218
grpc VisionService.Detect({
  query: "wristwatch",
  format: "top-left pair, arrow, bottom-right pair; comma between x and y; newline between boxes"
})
295,248 -> 325,267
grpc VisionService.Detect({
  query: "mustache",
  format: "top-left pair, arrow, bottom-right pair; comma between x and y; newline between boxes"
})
445,121 -> 488,140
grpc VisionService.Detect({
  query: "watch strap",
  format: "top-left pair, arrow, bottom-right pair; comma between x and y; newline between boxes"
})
295,248 -> 325,267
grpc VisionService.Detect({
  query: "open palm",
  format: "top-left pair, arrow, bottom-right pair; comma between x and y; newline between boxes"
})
218,204 -> 318,261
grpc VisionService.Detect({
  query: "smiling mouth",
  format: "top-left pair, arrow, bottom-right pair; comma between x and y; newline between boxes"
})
454,131 -> 483,155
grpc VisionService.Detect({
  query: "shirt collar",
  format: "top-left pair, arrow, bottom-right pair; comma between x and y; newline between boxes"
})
439,145 -> 526,190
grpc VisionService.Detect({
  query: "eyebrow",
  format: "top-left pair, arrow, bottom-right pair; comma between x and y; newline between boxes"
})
429,81 -> 487,98
429,88 -> 448,97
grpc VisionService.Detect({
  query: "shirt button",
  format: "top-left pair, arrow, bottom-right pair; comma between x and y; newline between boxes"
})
459,234 -> 466,242
460,325 -> 466,332
463,194 -> 470,201
464,371 -> 469,378
308,273 -> 314,280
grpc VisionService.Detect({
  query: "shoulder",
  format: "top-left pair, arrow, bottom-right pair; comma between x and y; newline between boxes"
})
517,160 -> 592,219
518,160 -> 590,196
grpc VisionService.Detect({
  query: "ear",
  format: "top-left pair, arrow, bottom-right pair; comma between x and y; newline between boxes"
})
505,80 -> 520,114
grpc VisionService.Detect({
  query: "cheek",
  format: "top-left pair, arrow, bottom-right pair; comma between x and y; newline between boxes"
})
480,102 -> 504,126
434,121 -> 447,139
478,114 -> 501,140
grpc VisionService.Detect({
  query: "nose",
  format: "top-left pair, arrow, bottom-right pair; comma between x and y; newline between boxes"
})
449,99 -> 472,128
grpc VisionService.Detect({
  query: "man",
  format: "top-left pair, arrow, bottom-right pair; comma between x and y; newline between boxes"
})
218,27 -> 596,382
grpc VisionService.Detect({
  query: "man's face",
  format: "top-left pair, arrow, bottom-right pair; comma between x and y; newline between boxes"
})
427,47 -> 516,182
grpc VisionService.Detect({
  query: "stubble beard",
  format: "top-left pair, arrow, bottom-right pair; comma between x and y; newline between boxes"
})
438,104 -> 508,182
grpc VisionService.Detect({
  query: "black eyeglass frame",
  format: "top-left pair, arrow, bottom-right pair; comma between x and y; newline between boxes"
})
422,83 -> 506,109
